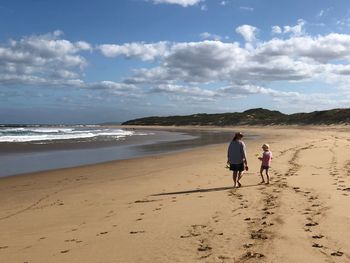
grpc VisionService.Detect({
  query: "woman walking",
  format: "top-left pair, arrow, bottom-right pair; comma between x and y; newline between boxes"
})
227,132 -> 248,188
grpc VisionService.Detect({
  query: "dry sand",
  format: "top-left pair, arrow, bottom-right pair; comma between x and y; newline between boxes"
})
1,126 -> 350,263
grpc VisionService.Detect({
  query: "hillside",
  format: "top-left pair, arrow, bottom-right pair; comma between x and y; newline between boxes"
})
121,108 -> 350,126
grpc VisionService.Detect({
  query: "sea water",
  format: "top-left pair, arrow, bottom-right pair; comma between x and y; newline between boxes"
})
0,126 -> 238,177
0,126 -> 138,143
0,126 -> 196,177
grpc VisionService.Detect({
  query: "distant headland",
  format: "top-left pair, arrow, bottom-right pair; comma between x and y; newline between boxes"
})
121,108 -> 350,126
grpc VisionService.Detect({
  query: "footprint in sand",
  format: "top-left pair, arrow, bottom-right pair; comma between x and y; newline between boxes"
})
305,222 -> 319,227
312,235 -> 324,239
312,243 -> 323,248
97,231 -> 108,236
65,238 -> 83,243
61,249 -> 70,253
197,244 -> 212,252
250,229 -> 268,240
130,231 -> 145,234
0,246 -> 8,249
331,251 -> 344,256
243,243 -> 254,248
241,251 -> 265,260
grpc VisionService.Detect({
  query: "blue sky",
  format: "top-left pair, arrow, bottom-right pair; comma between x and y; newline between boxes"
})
1,0 -> 350,124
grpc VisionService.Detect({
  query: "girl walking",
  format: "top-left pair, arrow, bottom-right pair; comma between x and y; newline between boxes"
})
258,144 -> 272,184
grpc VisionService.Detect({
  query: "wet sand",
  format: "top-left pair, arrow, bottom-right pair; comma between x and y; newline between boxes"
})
0,128 -> 236,177
1,126 -> 350,262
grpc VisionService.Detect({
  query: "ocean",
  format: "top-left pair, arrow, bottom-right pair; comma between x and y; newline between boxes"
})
0,126 -> 138,143
0,126 -> 238,177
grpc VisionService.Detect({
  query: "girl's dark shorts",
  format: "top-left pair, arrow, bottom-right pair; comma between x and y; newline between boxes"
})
261,165 -> 270,170
230,163 -> 244,171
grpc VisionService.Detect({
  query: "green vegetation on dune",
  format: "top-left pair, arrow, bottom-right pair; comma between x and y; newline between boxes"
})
121,108 -> 350,126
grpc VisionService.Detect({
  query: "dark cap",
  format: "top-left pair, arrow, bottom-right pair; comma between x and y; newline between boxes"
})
235,132 -> 243,137
233,132 -> 244,140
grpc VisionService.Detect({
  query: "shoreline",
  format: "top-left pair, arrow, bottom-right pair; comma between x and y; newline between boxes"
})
0,127 -> 238,178
0,141 -> 228,181
1,124 -> 345,180
2,125 -> 350,263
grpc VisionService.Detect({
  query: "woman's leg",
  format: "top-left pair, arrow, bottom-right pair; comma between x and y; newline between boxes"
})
237,170 -> 243,187
232,171 -> 238,187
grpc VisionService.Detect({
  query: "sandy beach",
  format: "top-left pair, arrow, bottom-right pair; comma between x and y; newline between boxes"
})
1,126 -> 350,263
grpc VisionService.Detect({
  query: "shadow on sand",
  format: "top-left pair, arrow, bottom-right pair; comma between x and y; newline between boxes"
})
151,184 -> 262,196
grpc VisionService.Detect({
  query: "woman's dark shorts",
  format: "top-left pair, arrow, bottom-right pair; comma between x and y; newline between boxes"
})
261,165 -> 270,170
230,163 -> 244,171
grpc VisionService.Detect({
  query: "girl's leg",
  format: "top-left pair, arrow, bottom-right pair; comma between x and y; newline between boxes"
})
265,169 -> 270,184
232,171 -> 238,187
260,167 -> 265,183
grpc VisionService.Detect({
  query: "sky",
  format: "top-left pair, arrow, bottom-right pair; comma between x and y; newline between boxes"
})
1,0 -> 350,124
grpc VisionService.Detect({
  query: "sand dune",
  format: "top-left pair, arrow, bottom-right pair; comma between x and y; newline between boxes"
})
1,126 -> 350,262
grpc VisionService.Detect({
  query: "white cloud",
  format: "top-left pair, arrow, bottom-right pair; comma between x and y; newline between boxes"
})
200,4 -> 208,11
148,82 -> 302,104
6,22 -> 350,110
217,84 -> 300,98
150,84 -> 216,97
235,25 -> 257,42
0,31 -> 90,87
86,81 -> 141,97
255,33 -> 350,63
240,6 -> 254,12
0,32 -> 142,100
98,42 -> 168,61
199,32 -> 222,41
317,10 -> 325,18
156,41 -> 248,83
271,26 -> 282,34
283,19 -> 306,36
151,0 -> 202,7
271,20 -> 306,37
75,41 -> 92,51
116,27 -> 350,107
336,17 -> 350,28
122,39 -> 314,85
316,8 -> 331,19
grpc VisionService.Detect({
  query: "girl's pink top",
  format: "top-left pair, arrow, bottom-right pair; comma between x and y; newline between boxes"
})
262,151 -> 272,166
